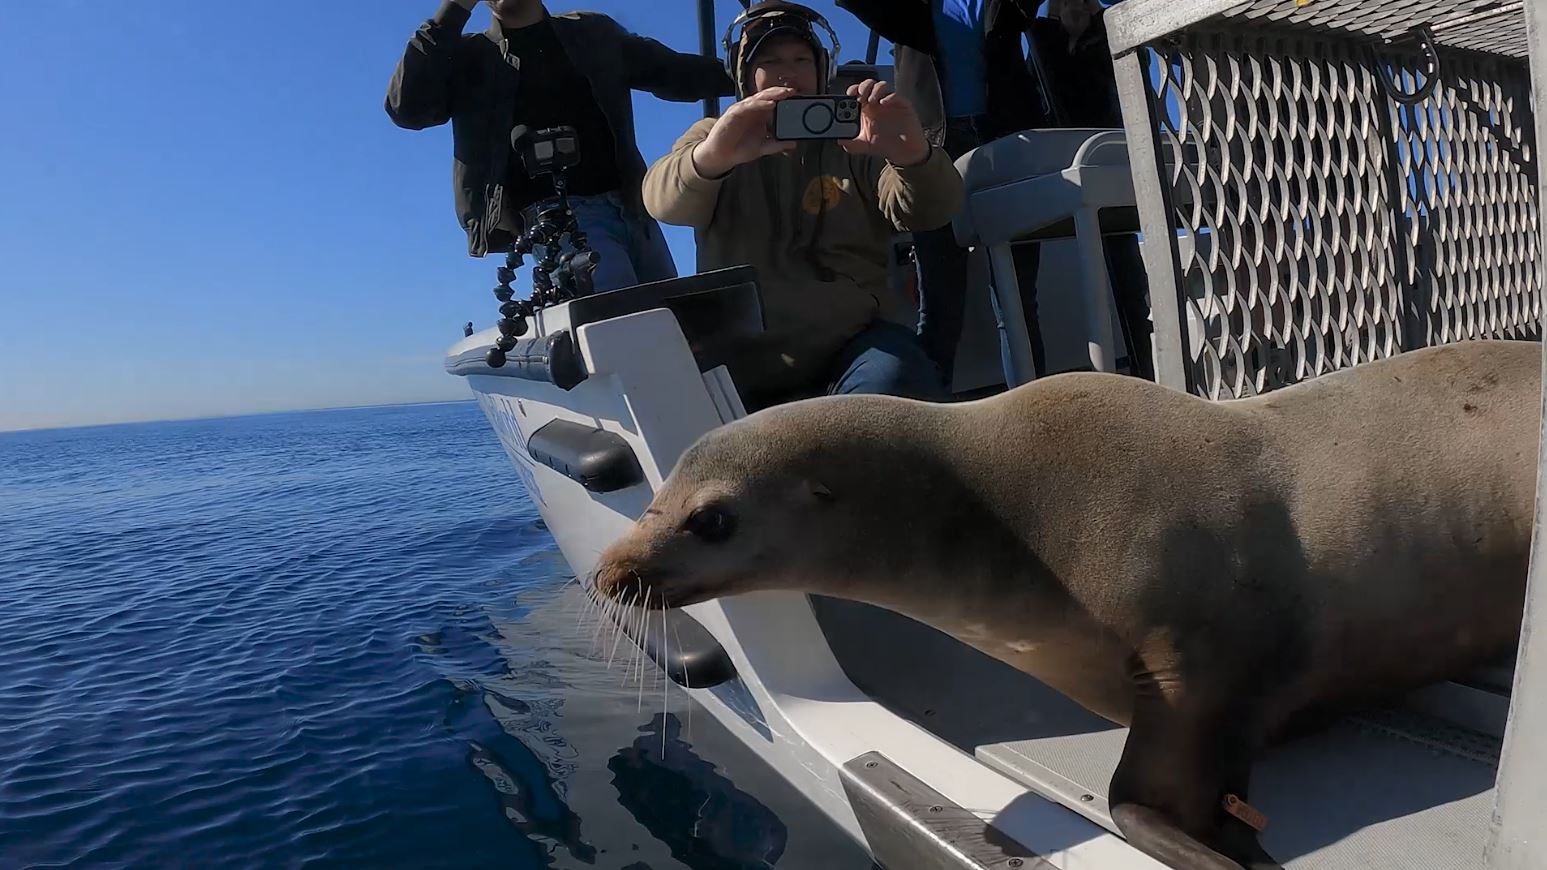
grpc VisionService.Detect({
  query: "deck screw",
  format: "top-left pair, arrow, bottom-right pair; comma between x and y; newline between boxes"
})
1008,859 -> 1024,868
1080,793 -> 1095,802
864,761 -> 878,769
929,805 -> 943,813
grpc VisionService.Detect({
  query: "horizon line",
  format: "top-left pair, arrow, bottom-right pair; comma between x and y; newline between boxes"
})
0,397 -> 481,437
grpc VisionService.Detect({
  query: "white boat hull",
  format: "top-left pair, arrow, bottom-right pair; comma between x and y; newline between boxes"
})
446,296 -> 1158,869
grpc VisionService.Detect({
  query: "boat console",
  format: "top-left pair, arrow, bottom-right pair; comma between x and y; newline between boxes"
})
564,265 -> 764,353
445,266 -> 764,388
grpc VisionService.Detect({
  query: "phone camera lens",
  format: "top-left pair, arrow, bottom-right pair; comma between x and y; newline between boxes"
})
802,102 -> 835,135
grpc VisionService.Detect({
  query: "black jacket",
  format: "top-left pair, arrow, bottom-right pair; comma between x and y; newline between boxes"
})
1026,10 -> 1123,128
836,0 -> 1050,144
387,1 -> 734,256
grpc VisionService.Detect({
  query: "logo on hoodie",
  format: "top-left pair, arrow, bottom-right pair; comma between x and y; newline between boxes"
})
801,176 -> 846,215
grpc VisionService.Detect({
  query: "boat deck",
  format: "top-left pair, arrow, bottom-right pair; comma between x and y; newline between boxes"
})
812,597 -> 1507,869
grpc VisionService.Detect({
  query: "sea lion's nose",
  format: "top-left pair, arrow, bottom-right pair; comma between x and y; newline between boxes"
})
592,551 -> 647,601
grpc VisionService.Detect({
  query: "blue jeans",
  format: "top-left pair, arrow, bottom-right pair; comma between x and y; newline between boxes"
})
552,191 -> 678,293
828,321 -> 948,401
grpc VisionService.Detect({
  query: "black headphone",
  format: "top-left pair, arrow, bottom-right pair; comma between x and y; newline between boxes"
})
721,3 -> 843,97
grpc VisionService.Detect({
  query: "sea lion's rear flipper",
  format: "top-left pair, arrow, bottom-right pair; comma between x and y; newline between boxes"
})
1110,701 -> 1284,870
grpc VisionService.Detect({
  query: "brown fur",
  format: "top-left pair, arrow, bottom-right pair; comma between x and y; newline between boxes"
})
593,339 -> 1541,870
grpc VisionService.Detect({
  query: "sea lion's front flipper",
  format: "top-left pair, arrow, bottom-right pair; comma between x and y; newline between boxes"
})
1110,803 -> 1246,870
1213,779 -> 1283,870
1109,699 -> 1283,870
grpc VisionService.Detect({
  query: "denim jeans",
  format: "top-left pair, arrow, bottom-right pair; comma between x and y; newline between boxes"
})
827,321 -> 948,401
542,191 -> 678,293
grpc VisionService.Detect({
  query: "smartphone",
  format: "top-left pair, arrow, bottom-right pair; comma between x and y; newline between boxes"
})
773,96 -> 861,141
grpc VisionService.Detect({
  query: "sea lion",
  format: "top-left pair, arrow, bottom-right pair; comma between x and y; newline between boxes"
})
591,339 -> 1541,870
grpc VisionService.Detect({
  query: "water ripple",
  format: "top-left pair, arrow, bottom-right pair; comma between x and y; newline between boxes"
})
0,403 -> 873,869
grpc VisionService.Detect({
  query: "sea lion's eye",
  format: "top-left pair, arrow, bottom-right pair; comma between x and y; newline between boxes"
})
684,506 -> 736,543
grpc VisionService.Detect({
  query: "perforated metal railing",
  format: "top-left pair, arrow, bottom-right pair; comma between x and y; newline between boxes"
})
1220,0 -> 1529,59
1109,0 -> 1540,399
1394,50 -> 1540,347
1103,8 -> 1547,864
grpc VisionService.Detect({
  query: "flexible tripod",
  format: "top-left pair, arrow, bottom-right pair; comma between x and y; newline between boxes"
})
486,126 -> 602,368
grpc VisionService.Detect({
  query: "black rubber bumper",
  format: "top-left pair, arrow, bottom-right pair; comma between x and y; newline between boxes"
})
616,604 -> 739,689
526,419 -> 644,493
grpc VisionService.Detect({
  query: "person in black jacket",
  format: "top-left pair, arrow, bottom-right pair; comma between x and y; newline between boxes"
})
387,0 -> 734,292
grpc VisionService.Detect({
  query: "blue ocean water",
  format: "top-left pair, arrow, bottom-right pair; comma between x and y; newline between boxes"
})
0,402 -> 873,869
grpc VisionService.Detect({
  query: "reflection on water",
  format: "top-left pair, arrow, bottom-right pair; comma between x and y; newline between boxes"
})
1,402 -> 876,868
610,714 -> 786,870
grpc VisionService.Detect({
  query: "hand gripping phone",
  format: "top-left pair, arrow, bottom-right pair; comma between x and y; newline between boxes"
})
773,95 -> 861,141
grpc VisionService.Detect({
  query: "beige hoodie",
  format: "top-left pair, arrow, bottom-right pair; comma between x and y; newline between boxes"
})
643,117 -> 963,395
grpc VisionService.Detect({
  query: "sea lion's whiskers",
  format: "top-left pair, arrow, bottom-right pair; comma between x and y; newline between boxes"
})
649,586 -> 661,694
650,601 -> 662,693
594,605 -> 613,658
661,594 -> 670,756
571,574 -> 601,634
563,573 -> 588,618
605,592 -> 631,671
554,575 -> 581,621
594,594 -> 612,662
603,592 -> 620,675
636,594 -> 651,691
591,586 -> 608,631
668,616 -> 692,739
561,584 -> 583,623
637,588 -> 651,714
588,585 -> 615,653
628,594 -> 642,685
567,597 -> 588,642
573,586 -> 596,633
622,594 -> 637,685
622,590 -> 642,686
573,585 -> 594,642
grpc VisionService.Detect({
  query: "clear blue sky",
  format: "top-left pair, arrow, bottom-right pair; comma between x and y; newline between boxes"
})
0,1 -> 885,432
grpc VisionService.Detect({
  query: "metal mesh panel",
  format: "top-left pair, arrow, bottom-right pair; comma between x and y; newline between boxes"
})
1391,52 -> 1542,348
1144,27 -> 1539,399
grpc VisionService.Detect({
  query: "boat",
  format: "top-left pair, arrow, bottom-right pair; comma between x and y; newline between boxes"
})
444,0 -> 1547,866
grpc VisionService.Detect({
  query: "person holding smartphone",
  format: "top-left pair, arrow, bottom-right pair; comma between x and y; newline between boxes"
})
839,0 -> 1154,383
642,0 -> 962,409
386,0 -> 733,291
835,0 -> 1052,387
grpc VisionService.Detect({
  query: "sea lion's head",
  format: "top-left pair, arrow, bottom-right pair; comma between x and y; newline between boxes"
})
591,396 -> 932,609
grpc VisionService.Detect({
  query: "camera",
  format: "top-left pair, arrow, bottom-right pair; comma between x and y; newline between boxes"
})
485,125 -> 602,368
773,96 -> 861,141
514,125 -> 582,178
